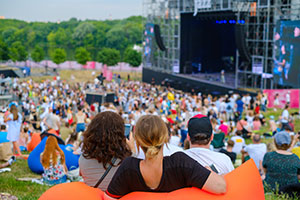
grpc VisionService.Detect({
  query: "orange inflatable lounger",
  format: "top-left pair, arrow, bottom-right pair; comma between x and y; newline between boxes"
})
39,159 -> 265,200
27,133 -> 41,152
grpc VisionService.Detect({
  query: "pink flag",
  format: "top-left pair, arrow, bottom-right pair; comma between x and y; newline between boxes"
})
103,64 -> 107,77
106,70 -> 113,81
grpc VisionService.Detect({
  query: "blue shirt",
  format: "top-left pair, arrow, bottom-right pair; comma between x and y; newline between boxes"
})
236,100 -> 244,114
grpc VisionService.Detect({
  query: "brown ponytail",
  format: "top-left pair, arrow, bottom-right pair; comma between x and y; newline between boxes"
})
10,105 -> 19,121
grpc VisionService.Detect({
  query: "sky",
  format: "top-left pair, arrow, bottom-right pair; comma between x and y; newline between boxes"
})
0,0 -> 143,22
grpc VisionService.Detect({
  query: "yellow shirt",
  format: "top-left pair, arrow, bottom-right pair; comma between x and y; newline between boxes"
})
292,147 -> 300,158
167,92 -> 174,101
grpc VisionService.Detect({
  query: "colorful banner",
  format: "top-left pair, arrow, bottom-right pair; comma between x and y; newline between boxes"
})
263,89 -> 300,109
83,61 -> 95,69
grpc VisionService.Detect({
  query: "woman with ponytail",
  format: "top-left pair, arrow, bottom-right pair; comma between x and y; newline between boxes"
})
41,136 -> 67,185
105,115 -> 226,199
4,104 -> 22,156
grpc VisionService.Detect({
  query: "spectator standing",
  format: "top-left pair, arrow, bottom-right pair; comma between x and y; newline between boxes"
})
75,106 -> 87,133
236,97 -> 244,120
4,104 -> 22,156
281,104 -> 289,130
286,91 -> 290,105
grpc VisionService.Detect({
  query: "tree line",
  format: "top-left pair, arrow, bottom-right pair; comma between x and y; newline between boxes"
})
0,16 -> 143,67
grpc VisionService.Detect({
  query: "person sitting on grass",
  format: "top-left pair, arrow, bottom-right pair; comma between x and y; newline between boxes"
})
18,127 -> 29,152
291,133 -> 300,159
211,118 -> 225,151
252,116 -> 262,131
219,140 -> 236,164
241,134 -> 266,174
41,136 -> 68,185
184,115 -> 234,175
79,111 -> 131,191
60,122 -> 73,142
231,130 -> 246,154
0,156 -> 16,169
262,132 -> 300,192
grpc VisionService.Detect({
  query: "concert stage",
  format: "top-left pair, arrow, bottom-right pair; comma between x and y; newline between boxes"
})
143,68 -> 252,95
143,0 -> 300,90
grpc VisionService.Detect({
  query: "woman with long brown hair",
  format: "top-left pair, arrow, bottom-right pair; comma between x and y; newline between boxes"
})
4,104 -> 22,156
41,136 -> 67,185
79,111 -> 131,191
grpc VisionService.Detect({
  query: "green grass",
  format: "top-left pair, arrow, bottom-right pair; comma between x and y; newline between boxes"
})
0,159 -> 50,199
1,109 -> 299,199
22,68 -> 142,83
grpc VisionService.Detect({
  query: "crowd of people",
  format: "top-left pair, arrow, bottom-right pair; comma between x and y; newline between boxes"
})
0,73 -> 299,198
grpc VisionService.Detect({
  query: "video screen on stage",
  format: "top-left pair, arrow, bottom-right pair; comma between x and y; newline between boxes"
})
180,12 -> 237,74
144,23 -> 155,67
274,20 -> 300,87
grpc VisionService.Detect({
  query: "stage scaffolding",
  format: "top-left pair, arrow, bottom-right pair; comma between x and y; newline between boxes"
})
143,0 -> 300,90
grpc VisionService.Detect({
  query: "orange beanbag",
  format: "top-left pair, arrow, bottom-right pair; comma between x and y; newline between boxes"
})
27,133 -> 41,152
39,182 -> 103,200
39,159 -> 264,200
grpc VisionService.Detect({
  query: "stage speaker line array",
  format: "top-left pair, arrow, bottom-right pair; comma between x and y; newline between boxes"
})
235,24 -> 251,62
154,24 -> 166,51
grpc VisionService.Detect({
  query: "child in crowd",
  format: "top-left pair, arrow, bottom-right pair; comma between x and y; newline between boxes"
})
41,136 -> 67,185
18,127 -> 29,152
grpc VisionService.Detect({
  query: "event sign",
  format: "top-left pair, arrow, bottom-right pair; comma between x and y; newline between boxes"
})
194,0 -> 211,16
263,89 -> 299,109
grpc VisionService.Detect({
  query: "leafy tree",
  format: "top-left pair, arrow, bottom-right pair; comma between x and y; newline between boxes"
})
31,45 -> 44,63
51,48 -> 66,66
47,28 -> 68,49
106,26 -> 129,52
72,22 -> 95,46
1,27 -> 17,46
0,39 -> 10,61
97,48 -> 120,66
75,47 -> 91,65
123,47 -> 142,67
9,41 -> 27,62
26,30 -> 36,50
0,17 -> 144,60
